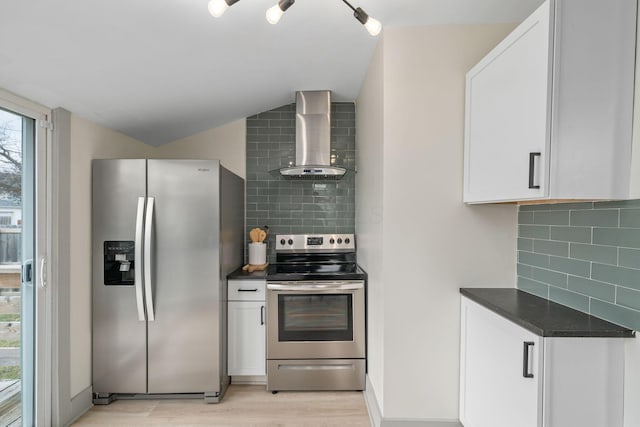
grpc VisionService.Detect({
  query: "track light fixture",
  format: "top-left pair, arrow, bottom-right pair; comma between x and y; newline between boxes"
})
207,0 -> 240,18
266,0 -> 296,25
342,0 -> 382,36
207,0 -> 382,36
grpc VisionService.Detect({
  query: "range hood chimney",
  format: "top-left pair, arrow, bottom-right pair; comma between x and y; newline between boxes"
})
278,91 -> 347,179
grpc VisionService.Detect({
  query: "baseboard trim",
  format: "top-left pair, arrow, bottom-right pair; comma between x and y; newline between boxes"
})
364,375 -> 383,427
363,376 -> 461,427
65,386 -> 93,427
230,375 -> 266,385
382,420 -> 462,427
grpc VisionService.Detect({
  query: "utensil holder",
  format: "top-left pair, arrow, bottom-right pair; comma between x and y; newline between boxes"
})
249,242 -> 266,265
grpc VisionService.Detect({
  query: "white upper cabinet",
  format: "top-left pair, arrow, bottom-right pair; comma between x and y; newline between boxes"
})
463,0 -> 637,204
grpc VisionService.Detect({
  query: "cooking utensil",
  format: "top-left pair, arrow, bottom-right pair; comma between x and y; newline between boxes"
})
250,227 -> 261,243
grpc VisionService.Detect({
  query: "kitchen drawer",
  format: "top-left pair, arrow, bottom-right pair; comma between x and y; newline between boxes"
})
228,280 -> 266,301
266,359 -> 365,391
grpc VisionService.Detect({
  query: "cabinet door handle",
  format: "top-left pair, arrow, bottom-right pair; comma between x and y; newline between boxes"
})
260,305 -> 265,326
523,341 -> 535,378
528,152 -> 541,189
238,288 -> 258,292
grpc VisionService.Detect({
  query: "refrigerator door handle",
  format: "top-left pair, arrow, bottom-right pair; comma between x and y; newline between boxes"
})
144,197 -> 156,321
134,197 -> 146,321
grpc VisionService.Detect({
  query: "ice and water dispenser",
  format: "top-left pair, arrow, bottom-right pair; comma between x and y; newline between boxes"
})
103,241 -> 135,285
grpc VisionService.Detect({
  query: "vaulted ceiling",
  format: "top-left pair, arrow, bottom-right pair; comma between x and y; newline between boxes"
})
0,0 -> 543,145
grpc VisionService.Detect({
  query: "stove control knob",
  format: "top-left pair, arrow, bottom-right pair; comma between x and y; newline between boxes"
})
288,239 -> 294,245
345,238 -> 350,244
280,239 -> 286,245
330,238 -> 335,244
337,238 -> 343,244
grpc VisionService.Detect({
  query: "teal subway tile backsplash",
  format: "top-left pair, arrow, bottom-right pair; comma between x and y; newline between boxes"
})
533,210 -> 570,225
619,248 -> 640,269
569,243 -> 617,265
520,202 -> 593,211
533,240 -> 568,257
549,256 -> 591,278
570,209 -> 619,227
517,238 -> 533,252
518,211 -> 534,224
590,299 -> 640,331
518,200 -> 640,331
532,267 -> 567,288
549,226 -> 591,243
617,287 -> 640,312
519,225 -> 550,239
591,228 -> 622,247
517,263 -> 533,278
546,202 -> 594,211
567,276 -> 615,302
246,102 -> 356,262
517,276 -> 549,299
593,228 -> 640,249
591,263 -> 640,291
520,204 -> 552,211
620,209 -> 640,228
595,199 -> 640,208
518,251 -> 550,269
549,287 -> 590,312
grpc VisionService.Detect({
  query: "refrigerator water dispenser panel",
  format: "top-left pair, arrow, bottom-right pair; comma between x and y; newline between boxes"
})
104,241 -> 135,285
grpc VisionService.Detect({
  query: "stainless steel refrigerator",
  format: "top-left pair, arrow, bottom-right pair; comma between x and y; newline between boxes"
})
92,159 -> 244,404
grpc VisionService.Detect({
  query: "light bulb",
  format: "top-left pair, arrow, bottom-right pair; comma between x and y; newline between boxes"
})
208,0 -> 229,18
266,4 -> 284,24
364,16 -> 382,36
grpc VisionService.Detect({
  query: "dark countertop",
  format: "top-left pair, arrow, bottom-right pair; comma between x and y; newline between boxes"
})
460,288 -> 635,338
227,266 -> 268,280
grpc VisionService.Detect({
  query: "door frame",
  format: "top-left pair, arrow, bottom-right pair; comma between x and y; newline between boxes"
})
0,88 -> 52,427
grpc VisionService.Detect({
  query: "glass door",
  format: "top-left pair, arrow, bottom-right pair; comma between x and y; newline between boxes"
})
0,96 -> 48,427
0,108 -> 31,426
278,294 -> 353,341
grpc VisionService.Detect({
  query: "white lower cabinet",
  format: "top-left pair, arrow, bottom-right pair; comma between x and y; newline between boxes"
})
228,280 -> 266,377
460,296 -> 624,427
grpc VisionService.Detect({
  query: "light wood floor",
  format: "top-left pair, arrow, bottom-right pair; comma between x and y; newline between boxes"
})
72,385 -> 372,426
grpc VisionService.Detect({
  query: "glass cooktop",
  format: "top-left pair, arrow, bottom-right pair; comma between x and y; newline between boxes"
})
266,262 -> 366,281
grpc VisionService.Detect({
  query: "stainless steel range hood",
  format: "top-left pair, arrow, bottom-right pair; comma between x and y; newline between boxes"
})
278,91 -> 347,179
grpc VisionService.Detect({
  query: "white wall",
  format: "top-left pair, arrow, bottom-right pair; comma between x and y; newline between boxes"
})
626,6 -> 640,423
356,35 -> 386,409
629,4 -> 640,199
357,24 -> 518,422
625,337 -> 640,427
68,115 -> 246,398
153,119 -> 246,178
68,114 -> 150,396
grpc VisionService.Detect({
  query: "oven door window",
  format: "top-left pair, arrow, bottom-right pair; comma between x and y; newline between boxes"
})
278,294 -> 353,341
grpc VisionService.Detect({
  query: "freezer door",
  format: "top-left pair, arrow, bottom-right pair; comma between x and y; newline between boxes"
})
146,160 -> 223,393
92,159 -> 147,394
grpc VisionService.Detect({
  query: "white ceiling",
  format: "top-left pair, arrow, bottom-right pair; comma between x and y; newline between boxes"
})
0,0 -> 543,145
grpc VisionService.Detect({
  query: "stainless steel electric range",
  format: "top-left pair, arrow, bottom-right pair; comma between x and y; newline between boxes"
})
266,234 -> 367,392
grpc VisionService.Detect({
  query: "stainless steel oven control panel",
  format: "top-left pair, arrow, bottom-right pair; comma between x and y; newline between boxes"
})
275,234 -> 355,251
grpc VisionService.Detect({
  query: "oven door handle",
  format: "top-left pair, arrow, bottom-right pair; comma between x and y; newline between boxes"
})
267,281 -> 364,291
